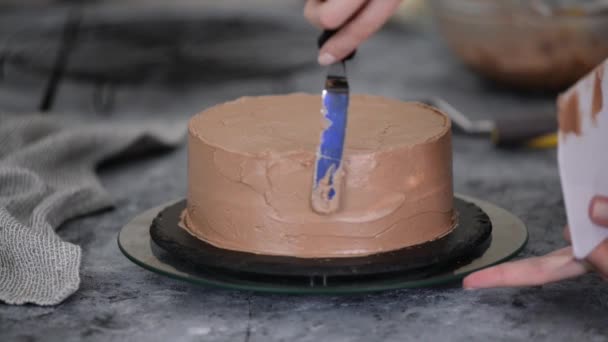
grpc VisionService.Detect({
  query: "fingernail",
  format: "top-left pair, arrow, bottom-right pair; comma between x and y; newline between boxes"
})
318,53 -> 336,66
590,196 -> 608,227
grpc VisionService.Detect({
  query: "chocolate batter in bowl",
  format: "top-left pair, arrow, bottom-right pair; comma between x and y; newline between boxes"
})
430,0 -> 608,91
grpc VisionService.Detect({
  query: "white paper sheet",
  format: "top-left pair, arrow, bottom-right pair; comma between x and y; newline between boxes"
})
558,61 -> 608,259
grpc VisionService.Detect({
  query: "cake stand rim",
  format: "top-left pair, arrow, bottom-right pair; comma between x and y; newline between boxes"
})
117,194 -> 528,293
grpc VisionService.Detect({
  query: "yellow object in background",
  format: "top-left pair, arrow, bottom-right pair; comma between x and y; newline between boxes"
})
491,130 -> 558,149
525,133 -> 558,149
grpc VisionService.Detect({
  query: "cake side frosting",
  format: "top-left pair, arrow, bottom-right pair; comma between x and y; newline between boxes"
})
182,93 -> 456,258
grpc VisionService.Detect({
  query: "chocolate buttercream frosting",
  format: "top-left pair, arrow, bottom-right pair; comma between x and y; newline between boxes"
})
182,93 -> 456,258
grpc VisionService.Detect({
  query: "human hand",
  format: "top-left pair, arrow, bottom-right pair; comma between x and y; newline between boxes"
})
463,195 -> 608,289
304,0 -> 402,65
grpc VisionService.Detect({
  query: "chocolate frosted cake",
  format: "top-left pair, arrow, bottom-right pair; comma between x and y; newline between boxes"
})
181,93 -> 456,258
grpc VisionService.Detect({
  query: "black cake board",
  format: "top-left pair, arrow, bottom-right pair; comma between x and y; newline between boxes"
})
118,195 -> 528,293
150,198 -> 491,283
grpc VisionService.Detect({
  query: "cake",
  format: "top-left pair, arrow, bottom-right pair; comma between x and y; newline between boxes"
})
182,93 -> 456,258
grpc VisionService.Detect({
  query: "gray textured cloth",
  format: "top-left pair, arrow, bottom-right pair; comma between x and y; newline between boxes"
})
0,114 -> 184,306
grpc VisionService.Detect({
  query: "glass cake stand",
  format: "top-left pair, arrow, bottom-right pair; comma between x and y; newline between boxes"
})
118,194 -> 528,294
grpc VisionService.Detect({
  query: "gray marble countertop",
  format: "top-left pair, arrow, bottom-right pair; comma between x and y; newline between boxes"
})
0,2 -> 607,341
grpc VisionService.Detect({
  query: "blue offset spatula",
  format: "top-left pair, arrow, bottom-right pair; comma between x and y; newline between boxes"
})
311,30 -> 356,215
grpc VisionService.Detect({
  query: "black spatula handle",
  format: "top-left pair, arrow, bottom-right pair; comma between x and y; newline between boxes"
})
317,29 -> 356,61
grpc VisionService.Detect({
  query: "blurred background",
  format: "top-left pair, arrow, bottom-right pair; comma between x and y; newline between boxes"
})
2,2 -> 608,336
0,0 -> 607,129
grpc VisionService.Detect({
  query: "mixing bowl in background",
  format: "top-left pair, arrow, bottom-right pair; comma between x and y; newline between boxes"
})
429,0 -> 608,91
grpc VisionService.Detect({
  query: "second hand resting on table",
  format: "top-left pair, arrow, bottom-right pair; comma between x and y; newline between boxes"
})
464,196 -> 608,288
303,0 -> 608,288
